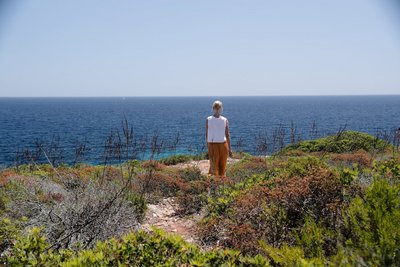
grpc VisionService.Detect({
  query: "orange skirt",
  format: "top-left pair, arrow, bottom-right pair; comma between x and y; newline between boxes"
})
207,142 -> 228,176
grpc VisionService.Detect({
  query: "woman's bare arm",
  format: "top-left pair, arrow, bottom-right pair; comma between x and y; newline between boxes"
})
226,120 -> 232,157
205,119 -> 208,143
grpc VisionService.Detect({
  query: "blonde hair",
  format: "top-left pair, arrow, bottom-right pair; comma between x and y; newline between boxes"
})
212,100 -> 223,112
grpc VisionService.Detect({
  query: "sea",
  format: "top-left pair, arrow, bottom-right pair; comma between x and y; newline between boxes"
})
0,96 -> 399,167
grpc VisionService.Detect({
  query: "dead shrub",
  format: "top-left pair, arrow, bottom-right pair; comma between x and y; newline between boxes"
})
141,160 -> 166,171
197,217 -> 224,245
176,180 -> 209,215
0,170 -> 17,186
284,150 -> 307,157
38,192 -> 65,203
137,171 -> 189,200
330,149 -> 372,167
3,174 -> 141,250
226,223 -> 258,252
178,166 -> 203,182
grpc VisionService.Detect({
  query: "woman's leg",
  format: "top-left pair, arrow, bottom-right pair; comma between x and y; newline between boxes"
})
213,143 -> 221,176
208,143 -> 216,175
219,142 -> 229,176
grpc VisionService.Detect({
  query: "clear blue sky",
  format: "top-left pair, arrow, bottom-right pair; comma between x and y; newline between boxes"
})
0,0 -> 399,97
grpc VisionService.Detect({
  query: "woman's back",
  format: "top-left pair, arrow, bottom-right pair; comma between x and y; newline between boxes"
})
207,115 -> 227,143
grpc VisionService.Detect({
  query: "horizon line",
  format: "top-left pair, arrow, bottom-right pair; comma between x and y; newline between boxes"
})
1,94 -> 400,98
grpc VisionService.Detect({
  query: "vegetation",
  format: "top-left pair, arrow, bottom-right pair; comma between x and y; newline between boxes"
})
1,131 -> 400,266
278,130 -> 391,154
159,153 -> 208,166
2,226 -> 269,266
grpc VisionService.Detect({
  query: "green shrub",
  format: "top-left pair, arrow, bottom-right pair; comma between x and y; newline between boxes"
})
178,166 -> 203,182
260,242 -> 325,267
125,192 -> 147,222
3,228 -> 271,266
373,158 -> 400,181
0,191 -> 7,215
231,151 -> 253,159
339,166 -> 359,185
159,154 -> 194,165
281,156 -> 328,178
342,178 -> 400,266
0,217 -> 25,257
227,157 -> 269,182
295,216 -> 331,258
0,199 -> 4,215
279,131 -> 389,154
5,227 -> 49,266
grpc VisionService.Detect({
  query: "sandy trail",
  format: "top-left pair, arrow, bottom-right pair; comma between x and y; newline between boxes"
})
171,158 -> 239,175
141,197 -> 201,243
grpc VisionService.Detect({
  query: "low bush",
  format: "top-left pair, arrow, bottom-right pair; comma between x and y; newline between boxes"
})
373,158 -> 400,181
159,154 -> 194,165
339,178 -> 400,266
330,149 -> 373,168
282,149 -> 307,157
175,179 -> 208,215
159,153 -> 208,166
200,156 -> 361,255
0,169 -> 17,186
260,242 -> 325,267
178,166 -> 203,182
279,131 -> 390,154
2,227 -> 271,266
278,156 -> 329,178
259,176 -> 400,266
137,170 -> 189,201
2,172 -> 143,250
0,217 -> 26,257
227,156 -> 269,182
168,166 -> 208,215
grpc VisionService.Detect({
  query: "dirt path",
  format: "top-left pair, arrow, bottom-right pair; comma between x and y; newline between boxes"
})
140,158 -> 239,244
141,197 -> 201,243
171,158 -> 240,175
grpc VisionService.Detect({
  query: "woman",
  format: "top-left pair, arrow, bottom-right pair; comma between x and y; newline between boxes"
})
206,100 -> 232,176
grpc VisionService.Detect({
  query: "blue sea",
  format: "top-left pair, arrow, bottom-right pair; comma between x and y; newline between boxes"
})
0,96 -> 399,167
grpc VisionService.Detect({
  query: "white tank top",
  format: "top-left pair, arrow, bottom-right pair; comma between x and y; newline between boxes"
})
207,115 -> 227,143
